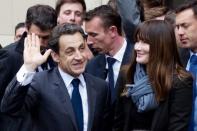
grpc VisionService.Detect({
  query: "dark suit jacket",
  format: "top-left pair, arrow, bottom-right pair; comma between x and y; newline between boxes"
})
113,74 -> 193,131
85,41 -> 133,103
0,38 -> 24,101
1,67 -> 111,131
0,34 -> 26,131
0,32 -> 56,131
179,48 -> 190,68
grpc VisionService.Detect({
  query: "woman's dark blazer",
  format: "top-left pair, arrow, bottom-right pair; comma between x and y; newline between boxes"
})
113,73 -> 193,131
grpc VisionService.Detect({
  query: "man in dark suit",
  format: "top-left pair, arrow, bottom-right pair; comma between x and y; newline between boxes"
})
14,22 -> 26,42
1,24 -> 111,131
175,1 -> 197,130
0,4 -> 57,131
84,5 -> 133,104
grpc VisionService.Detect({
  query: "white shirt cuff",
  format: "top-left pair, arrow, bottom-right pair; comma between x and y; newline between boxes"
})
16,65 -> 36,86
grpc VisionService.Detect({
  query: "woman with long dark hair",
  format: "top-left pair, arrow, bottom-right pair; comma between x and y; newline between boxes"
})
113,20 -> 193,131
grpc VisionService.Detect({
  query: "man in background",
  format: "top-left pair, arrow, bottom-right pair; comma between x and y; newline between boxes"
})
55,0 -> 93,59
175,1 -> 197,131
85,5 -> 133,104
14,22 -> 26,42
55,0 -> 86,25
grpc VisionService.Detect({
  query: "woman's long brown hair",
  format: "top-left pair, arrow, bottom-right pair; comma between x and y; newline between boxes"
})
122,20 -> 191,102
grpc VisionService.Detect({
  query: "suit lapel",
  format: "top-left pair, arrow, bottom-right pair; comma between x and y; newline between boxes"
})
52,68 -> 78,130
121,40 -> 133,65
178,48 -> 190,68
84,73 -> 97,131
115,41 -> 133,89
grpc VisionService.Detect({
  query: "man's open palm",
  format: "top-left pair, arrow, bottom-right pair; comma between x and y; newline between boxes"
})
24,33 -> 51,71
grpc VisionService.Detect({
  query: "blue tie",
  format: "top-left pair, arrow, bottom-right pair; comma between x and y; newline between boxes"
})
189,55 -> 197,131
71,79 -> 83,131
107,57 -> 116,103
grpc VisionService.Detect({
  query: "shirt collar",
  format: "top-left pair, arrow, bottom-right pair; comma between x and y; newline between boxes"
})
105,38 -> 127,63
189,50 -> 197,57
58,67 -> 86,88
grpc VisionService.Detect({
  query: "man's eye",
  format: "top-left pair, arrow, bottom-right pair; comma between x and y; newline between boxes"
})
89,33 -> 97,37
65,49 -> 74,55
183,25 -> 189,29
75,12 -> 82,17
80,46 -> 85,51
64,11 -> 71,15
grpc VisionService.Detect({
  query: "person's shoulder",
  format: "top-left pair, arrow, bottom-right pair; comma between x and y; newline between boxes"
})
86,54 -> 105,70
172,74 -> 193,89
0,43 -> 18,59
84,72 -> 107,86
88,54 -> 105,64
84,73 -> 109,95
0,42 -> 19,54
4,42 -> 16,49
84,72 -> 106,81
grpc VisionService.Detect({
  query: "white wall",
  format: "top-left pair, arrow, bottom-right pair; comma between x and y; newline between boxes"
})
0,0 -> 108,47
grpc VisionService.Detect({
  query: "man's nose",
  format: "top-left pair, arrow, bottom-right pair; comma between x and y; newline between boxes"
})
87,36 -> 94,45
176,27 -> 184,36
69,13 -> 75,22
75,50 -> 83,59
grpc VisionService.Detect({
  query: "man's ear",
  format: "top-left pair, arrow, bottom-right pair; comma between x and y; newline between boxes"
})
108,26 -> 118,38
51,51 -> 60,63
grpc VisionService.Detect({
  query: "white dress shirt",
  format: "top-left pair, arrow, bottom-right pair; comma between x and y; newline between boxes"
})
105,38 -> 127,87
58,67 -> 88,131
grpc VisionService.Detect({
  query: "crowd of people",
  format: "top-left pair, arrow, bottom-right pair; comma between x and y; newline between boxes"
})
0,0 -> 196,131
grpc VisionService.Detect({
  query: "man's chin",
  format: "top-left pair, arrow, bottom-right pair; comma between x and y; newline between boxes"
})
72,70 -> 85,77
73,66 -> 85,72
177,42 -> 188,48
180,44 -> 190,49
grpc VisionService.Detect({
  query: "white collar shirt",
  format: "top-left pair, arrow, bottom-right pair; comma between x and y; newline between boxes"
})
105,38 -> 127,87
58,67 -> 88,131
